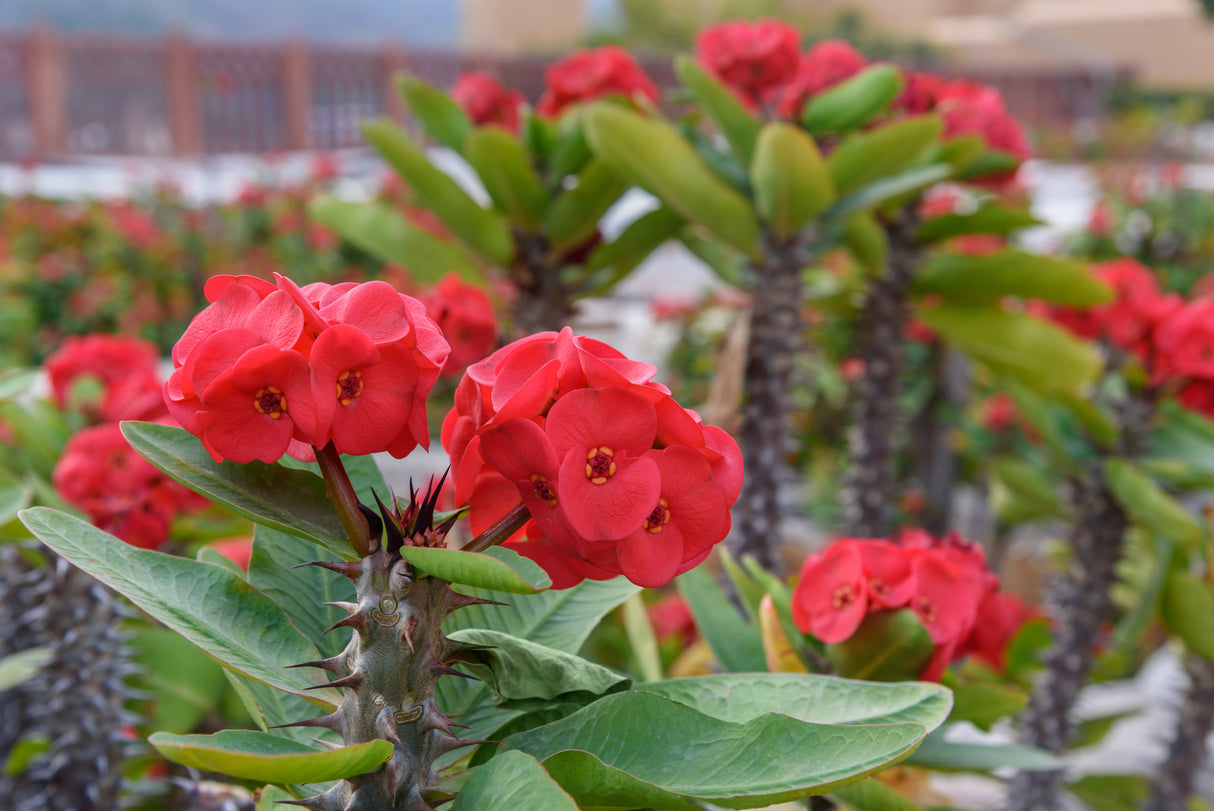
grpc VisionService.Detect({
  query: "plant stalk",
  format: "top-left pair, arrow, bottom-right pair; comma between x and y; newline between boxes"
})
315,441 -> 372,557
1145,653 -> 1214,811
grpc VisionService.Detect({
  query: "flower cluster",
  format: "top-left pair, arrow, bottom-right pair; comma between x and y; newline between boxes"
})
166,274 -> 449,464
451,72 -> 526,134
695,19 -> 1030,174
43,333 -> 208,549
419,273 -> 498,378
443,327 -> 742,588
790,531 -> 1035,679
537,46 -> 660,118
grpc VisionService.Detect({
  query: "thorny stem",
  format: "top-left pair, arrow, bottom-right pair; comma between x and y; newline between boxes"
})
461,503 -> 532,554
1007,378 -> 1157,811
315,441 -> 372,557
1145,653 -> 1214,811
842,209 -> 921,538
733,232 -> 809,574
512,229 -> 575,336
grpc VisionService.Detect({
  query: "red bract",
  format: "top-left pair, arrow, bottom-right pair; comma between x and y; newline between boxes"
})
53,423 -> 199,549
956,590 -> 1038,673
45,333 -> 167,423
1154,297 -> 1214,382
444,327 -> 741,588
452,72 -> 525,133
934,79 -> 1031,175
696,18 -> 801,109
166,274 -> 449,463
421,273 -> 498,377
776,39 -> 867,120
791,531 -> 1013,681
537,46 -> 660,118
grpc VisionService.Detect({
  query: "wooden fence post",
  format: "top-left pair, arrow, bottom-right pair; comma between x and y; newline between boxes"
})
283,39 -> 311,151
166,33 -> 202,156
26,24 -> 67,159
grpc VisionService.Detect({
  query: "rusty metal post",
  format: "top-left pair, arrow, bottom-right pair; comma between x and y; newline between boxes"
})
26,24 -> 67,159
283,39 -> 311,151
166,32 -> 202,156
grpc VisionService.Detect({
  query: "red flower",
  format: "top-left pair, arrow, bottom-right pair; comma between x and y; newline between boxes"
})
934,79 -> 1031,177
956,591 -> 1038,672
537,46 -> 660,118
696,18 -> 801,109
53,423 -> 201,549
444,327 -> 741,588
776,40 -> 867,120
896,70 -> 947,115
1154,297 -> 1214,382
791,541 -> 869,644
210,537 -> 254,572
421,273 -> 498,377
452,72 -> 526,133
649,593 -> 698,646
45,333 -> 166,423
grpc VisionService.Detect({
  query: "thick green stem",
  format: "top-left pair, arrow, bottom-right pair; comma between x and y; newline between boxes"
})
462,503 -> 532,554
316,442 -> 372,557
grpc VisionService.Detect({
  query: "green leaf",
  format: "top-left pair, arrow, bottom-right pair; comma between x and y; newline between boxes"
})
1071,710 -> 1138,750
464,127 -> 550,231
548,109 -> 592,179
988,456 -> 1062,525
453,750 -> 578,810
248,525 -> 356,659
913,250 -> 1113,306
198,545 -> 244,576
0,646 -> 52,691
3,733 -> 50,777
956,149 -> 1022,181
1105,458 -> 1205,551
120,421 -> 353,560
20,507 -> 341,709
579,207 -> 686,296
831,779 -> 927,811
1146,402 -> 1214,489
825,163 -> 953,221
844,212 -> 888,276
675,54 -> 761,164
544,159 -> 626,253
802,64 -> 904,135
0,481 -> 32,528
521,112 -> 555,164
750,122 -> 835,239
0,368 -> 37,402
948,682 -> 1028,731
308,196 -> 483,285
131,629 -> 230,734
1068,774 -> 1150,811
149,730 -> 391,783
828,115 -> 942,195
905,728 -> 1061,772
447,628 -> 630,710
916,304 -> 1102,391
1162,569 -> 1214,662
917,202 -> 1041,242
435,577 -> 640,759
504,689 -> 939,809
826,609 -> 934,682
635,673 -> 952,729
400,545 -> 551,593
360,119 -> 515,267
718,547 -> 765,623
677,565 -> 766,672
584,103 -> 760,257
397,75 -> 472,152
622,593 -> 663,682
933,135 -> 986,173
680,233 -> 745,287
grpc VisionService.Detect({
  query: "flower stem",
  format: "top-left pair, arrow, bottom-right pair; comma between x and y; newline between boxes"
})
463,503 -> 532,554
315,442 -> 372,557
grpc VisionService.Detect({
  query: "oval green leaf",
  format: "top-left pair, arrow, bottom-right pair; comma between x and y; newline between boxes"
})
905,729 -> 1061,772
844,212 -> 888,276
0,647 -> 53,692
913,250 -> 1113,306
360,119 -> 515,267
826,609 -> 935,682
828,115 -> 943,196
453,750 -> 577,810
751,122 -> 835,238
120,421 -> 354,560
309,195 -> 483,284
504,690 -> 940,809
915,303 -> 1102,391
397,75 -> 472,153
400,544 -> 551,593
674,54 -> 761,164
545,158 -> 626,253
1162,569 -> 1214,662
19,506 -> 341,709
948,682 -> 1029,731
1105,458 -> 1205,551
917,202 -> 1041,243
464,127 -> 550,231
149,730 -> 391,783
802,64 -> 904,135
584,103 -> 760,258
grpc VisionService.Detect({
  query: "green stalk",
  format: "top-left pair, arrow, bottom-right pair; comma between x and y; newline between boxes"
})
315,441 -> 372,556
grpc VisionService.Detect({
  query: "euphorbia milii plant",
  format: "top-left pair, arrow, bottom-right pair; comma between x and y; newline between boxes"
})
21,270 -> 952,809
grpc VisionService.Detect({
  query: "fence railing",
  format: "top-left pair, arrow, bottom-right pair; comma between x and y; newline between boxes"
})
0,25 -> 1121,162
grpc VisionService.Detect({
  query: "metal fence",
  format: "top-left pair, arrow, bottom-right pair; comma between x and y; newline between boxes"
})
0,25 -> 1118,161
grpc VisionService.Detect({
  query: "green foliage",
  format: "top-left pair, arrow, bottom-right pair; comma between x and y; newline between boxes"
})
675,55 -> 761,164
399,545 -> 552,594
751,122 -> 836,238
148,730 -> 392,783
825,609 -> 934,682
801,64 -> 904,135
452,751 -> 577,810
912,250 -> 1113,305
